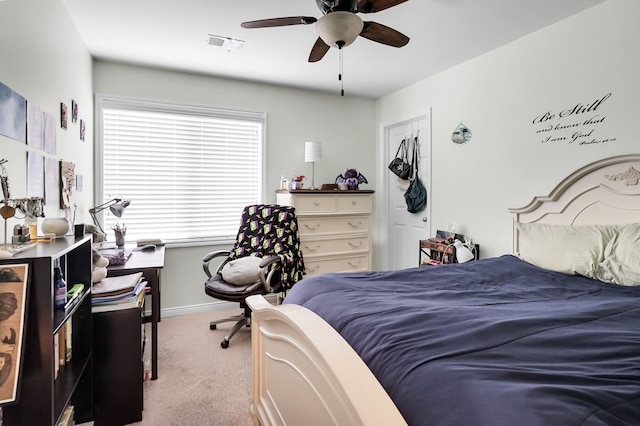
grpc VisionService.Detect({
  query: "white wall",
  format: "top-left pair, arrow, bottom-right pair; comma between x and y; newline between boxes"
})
376,0 -> 639,259
3,0 -> 637,315
0,0 -> 94,239
92,61 -> 377,314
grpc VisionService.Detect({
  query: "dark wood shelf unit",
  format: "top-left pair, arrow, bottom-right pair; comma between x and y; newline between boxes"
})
1,236 -> 94,426
92,303 -> 144,426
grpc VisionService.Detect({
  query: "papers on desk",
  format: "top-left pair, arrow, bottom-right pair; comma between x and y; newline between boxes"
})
92,272 -> 147,312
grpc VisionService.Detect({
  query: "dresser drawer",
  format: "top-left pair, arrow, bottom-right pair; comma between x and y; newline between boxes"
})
301,235 -> 369,257
291,195 -> 337,213
336,194 -> 372,213
303,254 -> 370,277
298,215 -> 370,236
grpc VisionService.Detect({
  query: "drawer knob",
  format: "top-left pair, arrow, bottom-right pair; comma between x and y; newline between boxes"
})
304,244 -> 320,252
348,260 -> 362,267
348,241 -> 362,248
308,264 -> 320,272
304,223 -> 320,230
348,220 -> 362,228
314,201 -> 320,206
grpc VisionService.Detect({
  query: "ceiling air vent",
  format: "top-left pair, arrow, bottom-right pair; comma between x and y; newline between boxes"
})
208,35 -> 245,52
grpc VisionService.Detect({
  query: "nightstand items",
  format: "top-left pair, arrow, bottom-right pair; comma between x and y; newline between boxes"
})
419,238 -> 479,266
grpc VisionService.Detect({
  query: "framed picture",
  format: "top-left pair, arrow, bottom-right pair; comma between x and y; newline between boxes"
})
0,264 -> 30,405
60,103 -> 67,130
80,119 -> 85,142
71,100 -> 78,123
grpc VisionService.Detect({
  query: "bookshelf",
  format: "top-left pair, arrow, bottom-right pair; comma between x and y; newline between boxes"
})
1,236 -> 93,425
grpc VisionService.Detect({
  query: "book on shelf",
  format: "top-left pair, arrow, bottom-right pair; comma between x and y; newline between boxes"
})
92,272 -> 144,298
65,319 -> 72,363
92,289 -> 145,313
58,404 -> 74,426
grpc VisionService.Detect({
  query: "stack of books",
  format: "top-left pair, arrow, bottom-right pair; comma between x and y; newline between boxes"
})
92,272 -> 147,312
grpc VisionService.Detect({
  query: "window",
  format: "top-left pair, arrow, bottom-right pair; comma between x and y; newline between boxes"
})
95,95 -> 264,245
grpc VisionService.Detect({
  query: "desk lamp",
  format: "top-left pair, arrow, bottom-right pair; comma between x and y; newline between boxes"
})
304,141 -> 322,190
89,198 -> 130,234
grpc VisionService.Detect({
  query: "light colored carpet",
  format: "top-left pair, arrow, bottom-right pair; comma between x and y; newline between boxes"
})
132,308 -> 255,426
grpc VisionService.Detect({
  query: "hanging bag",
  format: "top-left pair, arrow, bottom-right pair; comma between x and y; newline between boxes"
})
404,136 -> 427,213
388,138 -> 411,180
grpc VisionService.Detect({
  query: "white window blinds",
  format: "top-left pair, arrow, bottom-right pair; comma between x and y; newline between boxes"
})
96,95 -> 264,244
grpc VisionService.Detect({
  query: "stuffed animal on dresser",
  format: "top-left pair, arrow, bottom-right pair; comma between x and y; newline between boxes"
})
335,168 -> 368,190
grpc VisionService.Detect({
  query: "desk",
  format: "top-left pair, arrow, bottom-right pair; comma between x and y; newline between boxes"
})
107,246 -> 165,380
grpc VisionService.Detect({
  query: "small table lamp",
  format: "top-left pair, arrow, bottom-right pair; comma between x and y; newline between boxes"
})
304,141 -> 322,190
89,198 -> 130,234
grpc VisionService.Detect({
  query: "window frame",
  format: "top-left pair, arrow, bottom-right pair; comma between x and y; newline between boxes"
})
94,93 -> 267,247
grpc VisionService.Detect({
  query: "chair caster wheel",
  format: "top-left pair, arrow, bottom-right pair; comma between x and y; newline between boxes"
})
210,324 -> 217,330
221,340 -> 229,349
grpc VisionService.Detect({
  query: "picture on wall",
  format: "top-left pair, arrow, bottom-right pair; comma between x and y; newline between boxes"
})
59,161 -> 75,209
26,102 -> 44,150
44,157 -> 59,206
0,82 -> 27,144
80,119 -> 85,142
44,112 -> 57,155
27,152 -> 44,198
71,100 -> 78,123
60,103 -> 67,130
0,264 -> 30,405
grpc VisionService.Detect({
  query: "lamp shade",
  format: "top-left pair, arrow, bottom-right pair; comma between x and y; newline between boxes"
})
110,200 -> 131,217
453,240 -> 474,263
316,12 -> 364,48
304,142 -> 322,163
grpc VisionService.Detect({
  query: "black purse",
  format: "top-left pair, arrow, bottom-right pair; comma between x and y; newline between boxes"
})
405,136 -> 427,213
388,139 -> 411,180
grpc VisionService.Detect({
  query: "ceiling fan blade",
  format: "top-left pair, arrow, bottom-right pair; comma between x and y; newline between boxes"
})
360,21 -> 409,47
241,16 -> 317,29
308,37 -> 331,62
356,0 -> 408,14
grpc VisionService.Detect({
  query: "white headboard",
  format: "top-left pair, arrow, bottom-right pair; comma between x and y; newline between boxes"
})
509,154 -> 640,253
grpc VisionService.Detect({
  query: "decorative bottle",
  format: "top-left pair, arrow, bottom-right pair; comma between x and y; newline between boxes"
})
54,267 -> 67,308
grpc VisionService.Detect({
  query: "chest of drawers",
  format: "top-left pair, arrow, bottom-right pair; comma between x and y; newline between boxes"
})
276,190 -> 374,277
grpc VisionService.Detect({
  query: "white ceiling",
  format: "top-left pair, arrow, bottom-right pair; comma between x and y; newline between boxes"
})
62,0 -> 605,99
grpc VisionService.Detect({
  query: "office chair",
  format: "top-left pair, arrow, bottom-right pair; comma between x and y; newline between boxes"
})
203,204 -> 305,348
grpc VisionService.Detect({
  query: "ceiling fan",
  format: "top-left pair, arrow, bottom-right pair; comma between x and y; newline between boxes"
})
241,0 -> 410,63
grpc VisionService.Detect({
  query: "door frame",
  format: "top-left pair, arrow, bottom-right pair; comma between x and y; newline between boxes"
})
376,109 -> 432,271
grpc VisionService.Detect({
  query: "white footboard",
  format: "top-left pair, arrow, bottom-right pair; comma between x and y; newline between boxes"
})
246,295 -> 406,426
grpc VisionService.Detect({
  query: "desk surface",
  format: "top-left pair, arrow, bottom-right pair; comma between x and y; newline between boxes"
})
106,246 -> 165,271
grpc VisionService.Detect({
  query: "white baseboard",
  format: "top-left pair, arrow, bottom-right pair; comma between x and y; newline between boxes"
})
156,293 -> 279,318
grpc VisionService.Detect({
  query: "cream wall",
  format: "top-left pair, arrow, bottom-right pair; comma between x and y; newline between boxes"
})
92,61 -> 377,314
0,0 -> 94,238
3,0 -> 638,316
376,0 -> 638,259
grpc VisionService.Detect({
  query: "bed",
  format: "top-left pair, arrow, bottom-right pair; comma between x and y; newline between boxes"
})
246,154 -> 640,426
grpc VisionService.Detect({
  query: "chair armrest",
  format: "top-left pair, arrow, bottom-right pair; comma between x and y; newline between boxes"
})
202,250 -> 231,278
258,255 -> 283,292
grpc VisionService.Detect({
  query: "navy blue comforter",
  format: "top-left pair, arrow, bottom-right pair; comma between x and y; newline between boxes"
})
283,255 -> 640,426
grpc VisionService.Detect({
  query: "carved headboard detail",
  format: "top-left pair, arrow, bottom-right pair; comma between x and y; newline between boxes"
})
605,166 -> 640,186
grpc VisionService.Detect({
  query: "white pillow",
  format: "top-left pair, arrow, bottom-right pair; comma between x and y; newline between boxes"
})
221,256 -> 263,285
593,223 -> 640,286
516,222 -> 619,276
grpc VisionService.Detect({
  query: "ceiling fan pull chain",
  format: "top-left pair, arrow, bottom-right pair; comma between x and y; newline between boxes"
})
339,46 -> 344,96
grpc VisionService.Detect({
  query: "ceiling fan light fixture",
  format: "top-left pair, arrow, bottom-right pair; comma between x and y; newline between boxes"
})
316,11 -> 364,48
